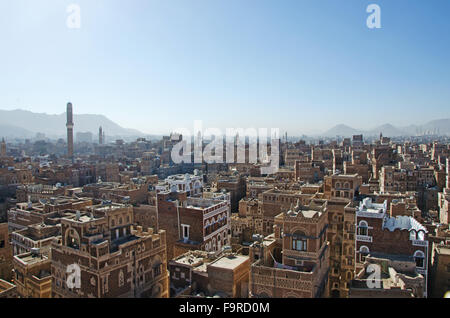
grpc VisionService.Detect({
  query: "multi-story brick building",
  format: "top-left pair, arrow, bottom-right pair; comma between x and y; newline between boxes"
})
370,145 -> 396,180
249,200 -> 329,298
0,222 -> 13,281
7,197 -> 92,232
355,197 -> 430,296
51,204 -> 169,298
326,198 -> 356,298
430,245 -> 450,298
169,250 -> 250,298
259,189 -> 313,236
11,223 -> 60,256
214,174 -> 246,213
15,184 -> 66,203
294,160 -> 323,183
13,248 -> 52,298
231,198 -> 263,245
349,254 -> 425,298
155,173 -> 203,197
156,191 -> 230,260
323,173 -> 362,200
246,177 -> 275,198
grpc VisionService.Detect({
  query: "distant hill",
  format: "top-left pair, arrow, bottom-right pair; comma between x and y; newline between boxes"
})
0,109 -> 144,138
322,124 -> 359,137
321,119 -> 450,137
407,119 -> 450,135
366,124 -> 408,137
0,123 -> 34,138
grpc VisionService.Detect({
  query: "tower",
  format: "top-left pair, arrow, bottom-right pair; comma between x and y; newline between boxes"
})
66,102 -> 74,160
99,126 -> 103,145
447,158 -> 449,189
0,137 -> 6,157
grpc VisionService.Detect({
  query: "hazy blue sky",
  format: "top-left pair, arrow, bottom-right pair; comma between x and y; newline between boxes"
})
1,0 -> 450,135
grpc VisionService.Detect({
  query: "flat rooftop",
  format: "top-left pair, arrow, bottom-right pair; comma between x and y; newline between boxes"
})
15,253 -> 49,266
435,246 -> 450,256
209,254 -> 248,270
174,252 -> 207,267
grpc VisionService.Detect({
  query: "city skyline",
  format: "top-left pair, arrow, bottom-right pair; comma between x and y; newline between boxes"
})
1,0 -> 450,135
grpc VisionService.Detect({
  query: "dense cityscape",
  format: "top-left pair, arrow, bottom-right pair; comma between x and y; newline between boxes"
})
0,102 -> 449,299
2,1 -> 450,307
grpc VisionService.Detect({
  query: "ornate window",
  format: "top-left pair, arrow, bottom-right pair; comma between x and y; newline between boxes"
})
292,231 -> 307,252
359,246 -> 369,262
417,230 -> 425,241
414,250 -> 425,268
66,228 -> 80,249
357,221 -> 368,236
119,270 -> 124,287
153,256 -> 162,277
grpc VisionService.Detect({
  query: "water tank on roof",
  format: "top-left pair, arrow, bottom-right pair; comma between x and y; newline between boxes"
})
31,247 -> 40,256
252,234 -> 263,242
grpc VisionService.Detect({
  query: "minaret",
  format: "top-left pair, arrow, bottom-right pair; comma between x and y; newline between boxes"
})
0,138 -> 6,157
99,126 -> 103,144
446,158 -> 449,190
66,102 -> 74,160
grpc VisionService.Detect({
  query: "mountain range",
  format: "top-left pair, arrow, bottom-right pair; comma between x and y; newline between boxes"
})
321,119 -> 450,137
0,108 -> 449,140
0,109 -> 143,139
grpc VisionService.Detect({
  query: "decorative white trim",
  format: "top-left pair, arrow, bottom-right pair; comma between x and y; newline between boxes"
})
356,235 -> 373,243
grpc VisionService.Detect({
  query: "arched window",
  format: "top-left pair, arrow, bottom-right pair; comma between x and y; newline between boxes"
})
417,230 -> 425,241
409,230 -> 416,241
335,182 -> 341,189
359,246 -> 369,262
414,250 -> 425,268
66,229 -> 80,250
357,221 -> 368,236
292,231 -> 307,252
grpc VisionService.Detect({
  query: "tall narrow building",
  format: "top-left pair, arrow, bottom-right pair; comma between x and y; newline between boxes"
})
99,126 -> 103,144
66,102 -> 74,159
0,137 -> 6,157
